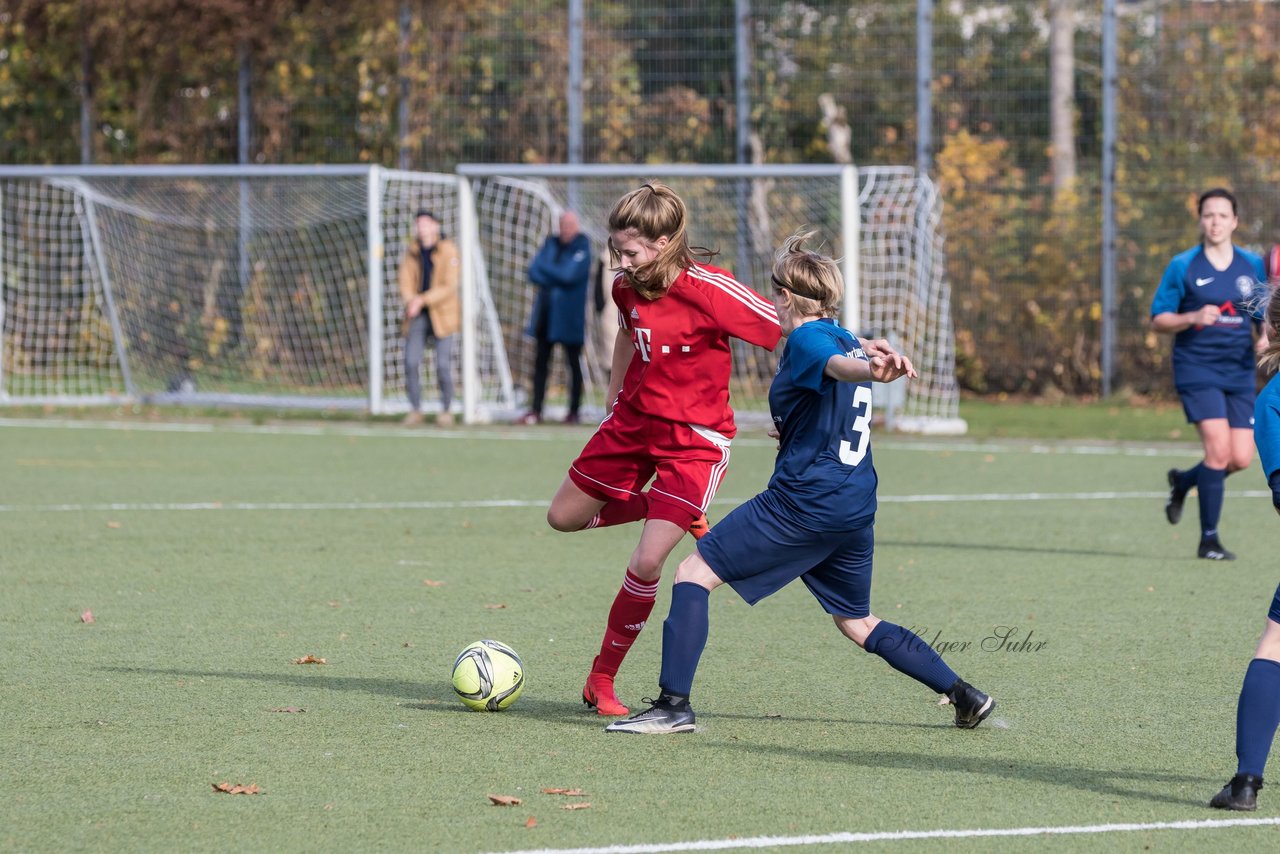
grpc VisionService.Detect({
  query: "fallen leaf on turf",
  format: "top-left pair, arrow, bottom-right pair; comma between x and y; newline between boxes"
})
80,610 -> 95,624
292,655 -> 327,665
542,788 -> 587,796
525,816 -> 537,828
271,707 -> 305,713
212,782 -> 262,795
561,802 -> 591,810
422,579 -> 445,587
484,603 -> 508,610
106,520 -> 121,529
488,794 -> 522,806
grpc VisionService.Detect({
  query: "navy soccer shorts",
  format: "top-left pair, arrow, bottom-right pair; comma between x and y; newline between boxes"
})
1178,385 -> 1256,428
696,488 -> 873,619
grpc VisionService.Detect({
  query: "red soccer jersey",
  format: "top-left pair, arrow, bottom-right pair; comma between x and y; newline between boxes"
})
612,262 -> 781,437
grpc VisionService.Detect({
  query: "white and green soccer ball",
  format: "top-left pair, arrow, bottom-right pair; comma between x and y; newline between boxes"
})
451,639 -> 525,712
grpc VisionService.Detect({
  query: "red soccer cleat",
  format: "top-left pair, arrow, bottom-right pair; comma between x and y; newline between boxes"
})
688,514 -> 710,540
582,672 -> 629,716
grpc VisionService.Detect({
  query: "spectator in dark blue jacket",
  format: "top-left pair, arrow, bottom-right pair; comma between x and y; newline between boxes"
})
520,211 -> 592,424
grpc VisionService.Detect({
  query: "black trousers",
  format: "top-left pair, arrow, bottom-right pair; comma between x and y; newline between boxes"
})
531,338 -> 584,416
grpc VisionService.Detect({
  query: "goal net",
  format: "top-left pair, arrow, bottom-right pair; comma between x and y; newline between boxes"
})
458,164 -> 964,433
0,165 -> 513,417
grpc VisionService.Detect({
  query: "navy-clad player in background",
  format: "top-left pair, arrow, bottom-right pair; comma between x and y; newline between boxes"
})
606,232 -> 996,734
1151,188 -> 1268,561
1209,284 -> 1280,811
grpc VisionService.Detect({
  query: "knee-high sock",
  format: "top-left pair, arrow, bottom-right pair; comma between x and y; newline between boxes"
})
583,493 -> 649,530
658,582 -> 710,698
592,570 -> 658,677
1175,463 -> 1203,494
865,621 -> 959,694
1198,466 -> 1227,540
1236,658 -> 1280,778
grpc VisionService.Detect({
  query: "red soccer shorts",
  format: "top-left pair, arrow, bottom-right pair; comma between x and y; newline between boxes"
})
568,407 -> 731,527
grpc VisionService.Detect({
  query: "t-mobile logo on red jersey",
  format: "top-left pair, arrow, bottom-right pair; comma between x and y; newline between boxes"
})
633,327 -> 653,361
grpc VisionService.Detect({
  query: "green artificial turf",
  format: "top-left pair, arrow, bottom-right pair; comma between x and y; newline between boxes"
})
957,395 -> 1192,442
1,411 -> 1276,852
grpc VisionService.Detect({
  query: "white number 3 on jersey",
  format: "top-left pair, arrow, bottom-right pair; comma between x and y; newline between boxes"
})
838,385 -> 873,467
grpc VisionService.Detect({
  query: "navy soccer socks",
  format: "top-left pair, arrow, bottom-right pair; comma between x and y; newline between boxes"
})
1235,658 -> 1280,778
1197,466 -> 1227,539
866,621 -> 959,694
658,582 -> 710,698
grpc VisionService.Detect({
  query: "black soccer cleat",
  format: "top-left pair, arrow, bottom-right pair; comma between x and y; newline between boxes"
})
1198,539 -> 1237,561
604,695 -> 696,734
946,679 -> 995,729
1209,773 -> 1263,811
1165,468 -> 1186,525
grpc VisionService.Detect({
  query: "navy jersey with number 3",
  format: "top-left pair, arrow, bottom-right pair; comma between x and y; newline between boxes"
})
768,318 -> 877,531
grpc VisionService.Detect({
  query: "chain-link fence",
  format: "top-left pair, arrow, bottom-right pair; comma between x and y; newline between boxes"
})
4,1 -> 1279,397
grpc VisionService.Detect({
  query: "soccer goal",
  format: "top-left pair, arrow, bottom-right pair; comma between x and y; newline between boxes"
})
0,164 -> 515,418
457,163 -> 965,433
1,163 -> 962,432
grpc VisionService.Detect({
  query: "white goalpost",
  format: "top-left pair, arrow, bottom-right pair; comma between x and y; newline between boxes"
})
0,163 -> 963,433
457,163 -> 965,434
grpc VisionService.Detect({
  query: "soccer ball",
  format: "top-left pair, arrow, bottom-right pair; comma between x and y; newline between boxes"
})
451,639 -> 525,712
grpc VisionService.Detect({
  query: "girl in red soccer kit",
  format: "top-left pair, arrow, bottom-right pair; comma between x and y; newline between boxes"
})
545,183 -> 781,715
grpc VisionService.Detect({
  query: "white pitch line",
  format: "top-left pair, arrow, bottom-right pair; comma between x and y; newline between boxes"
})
878,489 -> 1272,503
874,438 -> 1194,458
0,416 -> 564,442
482,816 -> 1280,854
0,490 -> 1270,514
0,417 -> 1200,457
0,499 -> 543,513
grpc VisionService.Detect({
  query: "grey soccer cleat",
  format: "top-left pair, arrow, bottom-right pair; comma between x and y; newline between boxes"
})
604,696 -> 696,734
1209,773 -> 1262,811
945,679 -> 995,729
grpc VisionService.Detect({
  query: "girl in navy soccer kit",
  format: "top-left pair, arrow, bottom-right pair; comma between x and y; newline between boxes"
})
1209,286 -> 1280,810
606,232 -> 995,734
543,183 -> 780,717
1151,188 -> 1267,561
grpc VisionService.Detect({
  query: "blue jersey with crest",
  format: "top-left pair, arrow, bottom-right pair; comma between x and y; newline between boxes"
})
1150,245 -> 1264,390
767,318 -> 877,531
1256,374 -> 1280,480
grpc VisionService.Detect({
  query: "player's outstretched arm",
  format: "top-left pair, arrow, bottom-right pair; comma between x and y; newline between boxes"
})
823,352 -> 917,384
824,338 -> 917,384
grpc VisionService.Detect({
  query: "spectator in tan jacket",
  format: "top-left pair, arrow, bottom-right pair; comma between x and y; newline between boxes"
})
398,210 -> 460,425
